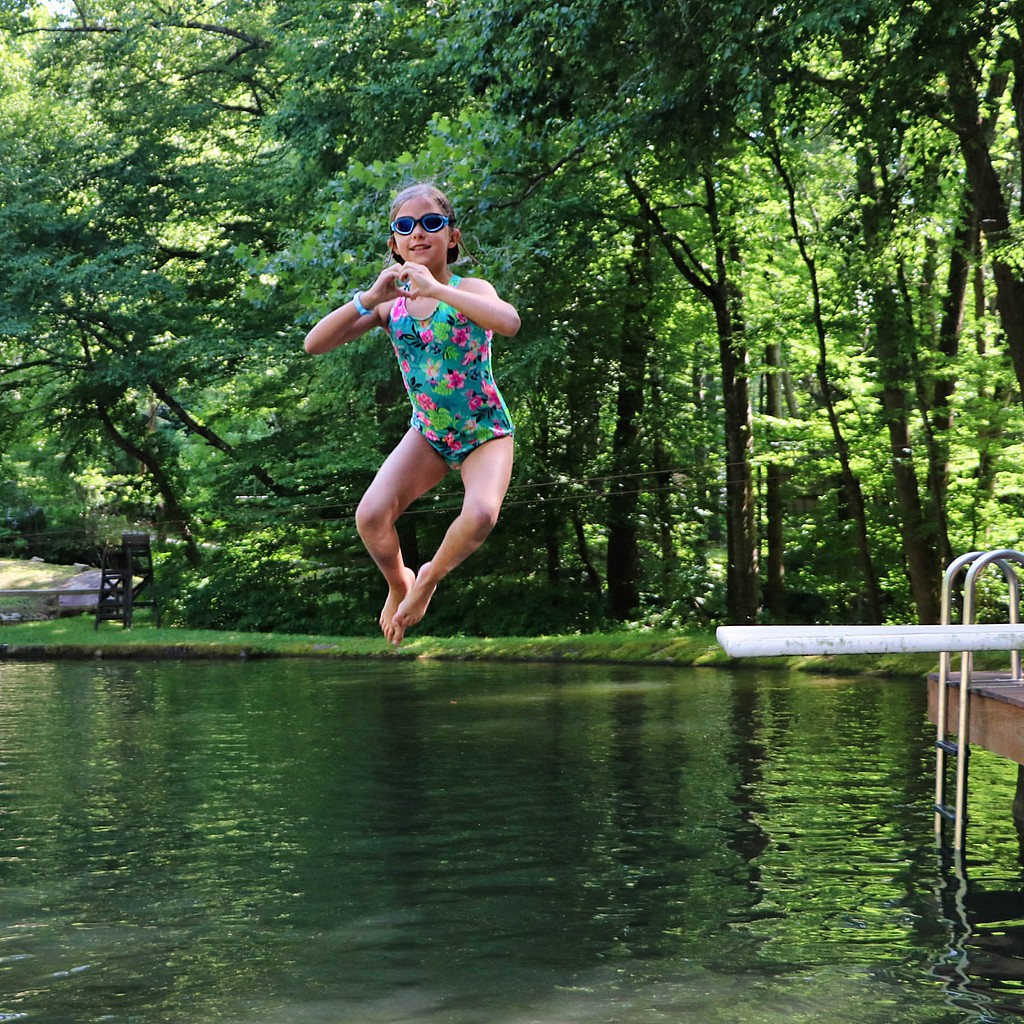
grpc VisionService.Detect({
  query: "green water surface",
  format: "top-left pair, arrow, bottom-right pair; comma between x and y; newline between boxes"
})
0,658 -> 1021,1023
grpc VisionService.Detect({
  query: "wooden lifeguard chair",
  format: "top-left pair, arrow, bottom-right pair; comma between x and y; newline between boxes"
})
94,531 -> 160,630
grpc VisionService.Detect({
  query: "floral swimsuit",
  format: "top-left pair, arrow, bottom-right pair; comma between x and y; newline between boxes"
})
388,275 -> 514,467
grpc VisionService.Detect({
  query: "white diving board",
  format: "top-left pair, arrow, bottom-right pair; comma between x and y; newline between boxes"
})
716,623 -> 1024,658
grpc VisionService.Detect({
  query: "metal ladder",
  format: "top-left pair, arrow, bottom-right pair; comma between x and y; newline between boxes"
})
934,549 -> 1024,851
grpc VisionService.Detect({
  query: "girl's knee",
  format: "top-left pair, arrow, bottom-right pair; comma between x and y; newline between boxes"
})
355,495 -> 392,538
462,499 -> 501,537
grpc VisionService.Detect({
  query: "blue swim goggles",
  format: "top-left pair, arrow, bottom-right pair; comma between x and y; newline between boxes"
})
390,213 -> 450,235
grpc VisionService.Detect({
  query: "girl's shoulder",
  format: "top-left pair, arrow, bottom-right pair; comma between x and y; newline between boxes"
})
449,273 -> 496,296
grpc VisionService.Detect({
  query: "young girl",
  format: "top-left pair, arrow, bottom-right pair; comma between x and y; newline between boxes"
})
304,183 -> 521,645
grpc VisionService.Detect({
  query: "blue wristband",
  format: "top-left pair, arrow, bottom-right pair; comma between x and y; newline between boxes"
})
352,290 -> 372,316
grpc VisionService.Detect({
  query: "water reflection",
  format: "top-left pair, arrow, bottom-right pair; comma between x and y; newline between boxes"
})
1,659 -> 1024,1021
929,749 -> 1024,1021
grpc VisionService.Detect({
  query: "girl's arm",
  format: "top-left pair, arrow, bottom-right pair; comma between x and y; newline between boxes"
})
303,267 -> 402,355
303,298 -> 382,355
439,276 -> 521,337
399,264 -> 521,337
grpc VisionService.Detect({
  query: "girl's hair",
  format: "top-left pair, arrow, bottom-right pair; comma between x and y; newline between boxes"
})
388,182 -> 461,265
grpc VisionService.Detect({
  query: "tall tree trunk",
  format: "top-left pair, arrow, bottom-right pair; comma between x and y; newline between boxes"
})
708,176 -> 759,625
765,128 -> 883,622
948,57 -> 1024,396
919,198 -> 974,570
874,296 -> 942,621
857,149 -> 941,622
712,275 -> 759,624
648,367 -> 675,569
606,229 -> 653,620
625,168 -> 759,623
763,342 -> 786,619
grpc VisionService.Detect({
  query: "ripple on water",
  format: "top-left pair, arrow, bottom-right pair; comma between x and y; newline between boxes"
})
0,660 -> 1019,1023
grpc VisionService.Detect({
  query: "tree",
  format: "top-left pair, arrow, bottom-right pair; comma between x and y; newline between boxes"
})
0,1 -> 296,565
4,0 -> 1024,634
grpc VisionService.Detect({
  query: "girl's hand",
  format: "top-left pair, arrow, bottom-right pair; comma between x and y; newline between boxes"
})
393,262 -> 438,300
361,265 -> 406,307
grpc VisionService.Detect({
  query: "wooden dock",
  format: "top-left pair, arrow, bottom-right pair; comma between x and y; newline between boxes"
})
715,627 -> 1024,768
717,550 -> 1024,852
928,672 -> 1024,766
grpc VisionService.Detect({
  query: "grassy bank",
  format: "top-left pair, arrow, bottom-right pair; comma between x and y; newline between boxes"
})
0,615 -> 724,663
0,613 -> 949,678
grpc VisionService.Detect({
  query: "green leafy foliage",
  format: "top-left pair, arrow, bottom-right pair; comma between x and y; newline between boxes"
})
2,0 -> 1024,633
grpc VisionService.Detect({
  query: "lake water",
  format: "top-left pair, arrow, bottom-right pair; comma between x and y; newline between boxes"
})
2,657 -> 1024,1023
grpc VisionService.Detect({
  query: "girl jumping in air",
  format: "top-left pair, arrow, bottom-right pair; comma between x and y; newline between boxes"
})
304,183 -> 520,645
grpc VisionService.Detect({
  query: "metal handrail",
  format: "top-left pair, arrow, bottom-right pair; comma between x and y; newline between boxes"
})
935,549 -> 1024,850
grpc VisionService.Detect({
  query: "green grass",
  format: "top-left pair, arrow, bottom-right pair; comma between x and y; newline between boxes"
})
0,560 -> 996,680
0,612 -> 948,677
0,614 -> 726,662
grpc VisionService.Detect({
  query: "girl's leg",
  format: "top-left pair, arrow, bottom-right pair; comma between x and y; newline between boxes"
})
356,429 -> 448,643
392,435 -> 514,643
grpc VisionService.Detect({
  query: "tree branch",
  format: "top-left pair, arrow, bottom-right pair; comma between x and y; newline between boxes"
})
622,170 -> 716,297
93,400 -> 202,566
149,382 -> 298,498
17,19 -> 269,51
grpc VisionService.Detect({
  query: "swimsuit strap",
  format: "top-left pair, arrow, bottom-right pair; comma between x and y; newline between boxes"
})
423,275 -> 461,326
393,275 -> 462,326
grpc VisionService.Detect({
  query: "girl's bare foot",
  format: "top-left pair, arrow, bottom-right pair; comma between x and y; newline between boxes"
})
392,562 -> 438,644
380,565 -> 416,645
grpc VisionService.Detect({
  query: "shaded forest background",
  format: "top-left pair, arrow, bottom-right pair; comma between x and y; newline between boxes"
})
1,0 -> 1023,635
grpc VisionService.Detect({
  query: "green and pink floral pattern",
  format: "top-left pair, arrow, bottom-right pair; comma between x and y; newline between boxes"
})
388,276 -> 514,465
